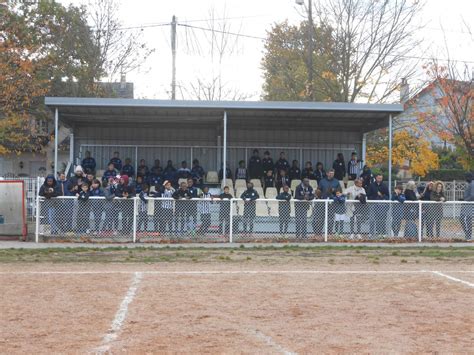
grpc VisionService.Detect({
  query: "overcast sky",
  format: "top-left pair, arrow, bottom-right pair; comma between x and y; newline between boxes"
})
60,0 -> 474,101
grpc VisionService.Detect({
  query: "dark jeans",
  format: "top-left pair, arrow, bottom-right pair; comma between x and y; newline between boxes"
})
198,213 -> 211,234
138,211 -> 148,232
279,213 -> 290,234
369,204 -> 388,236
295,204 -> 309,238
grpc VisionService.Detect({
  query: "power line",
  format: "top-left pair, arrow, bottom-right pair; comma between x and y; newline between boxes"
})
178,23 -> 266,41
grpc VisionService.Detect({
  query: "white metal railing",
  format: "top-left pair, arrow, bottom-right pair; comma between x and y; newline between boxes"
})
35,197 -> 473,243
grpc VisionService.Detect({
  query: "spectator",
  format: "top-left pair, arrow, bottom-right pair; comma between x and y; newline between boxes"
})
218,163 -> 232,182
138,183 -> 150,233
263,169 -> 274,195
347,152 -> 362,180
39,175 -> 61,235
121,158 -> 135,178
460,173 -> 473,241
345,178 -> 367,239
248,149 -> 263,180
218,186 -> 233,236
294,178 -> 314,239
187,178 -> 199,232
420,181 -> 434,238
173,181 -> 192,234
177,161 -> 191,180
160,180 -> 175,235
301,161 -> 315,180
262,151 -> 274,176
76,182 -> 90,234
102,177 -> 119,235
235,160 -> 249,181
430,181 -> 446,238
67,165 -> 85,196
198,186 -> 212,234
333,189 -> 347,235
134,175 -> 144,194
137,159 -> 149,179
115,174 -> 135,234
81,151 -> 96,174
360,165 -> 374,192
57,172 -> 69,196
391,185 -> 406,238
276,185 -> 292,234
85,173 -> 94,185
163,160 -> 177,186
289,160 -> 301,182
275,152 -> 290,177
403,180 -> 418,239
109,151 -> 122,171
314,162 -> 326,184
240,182 -> 259,236
150,159 -> 163,177
332,153 -> 346,181
276,169 -> 290,193
367,174 -> 389,237
191,159 -> 205,187
319,169 -> 340,199
89,178 -> 104,234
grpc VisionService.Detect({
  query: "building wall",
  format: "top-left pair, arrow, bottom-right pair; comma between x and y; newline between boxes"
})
0,152 -> 69,177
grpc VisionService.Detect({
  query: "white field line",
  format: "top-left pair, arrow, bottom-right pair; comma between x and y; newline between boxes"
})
1,270 -> 474,275
253,329 -> 297,355
93,272 -> 143,354
431,271 -> 474,288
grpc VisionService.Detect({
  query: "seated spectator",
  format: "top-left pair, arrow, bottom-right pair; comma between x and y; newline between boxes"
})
85,173 -> 95,185
319,169 -> 340,199
235,160 -> 248,181
121,158 -> 135,178
163,160 -> 177,185
301,161 -> 315,180
262,151 -> 274,176
332,153 -> 346,181
289,160 -> 301,181
150,159 -> 163,177
81,151 -> 96,174
134,175 -> 145,194
276,169 -> 290,193
264,169 -> 275,194
191,159 -> 205,187
115,175 -> 135,198
67,165 -> 85,196
314,162 -> 326,184
177,161 -> 191,180
89,179 -> 104,197
109,151 -> 122,171
102,163 -> 117,183
275,152 -> 290,177
137,159 -> 149,179
218,163 -> 232,182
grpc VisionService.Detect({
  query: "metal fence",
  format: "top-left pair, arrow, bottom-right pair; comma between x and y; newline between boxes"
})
35,197 -> 473,243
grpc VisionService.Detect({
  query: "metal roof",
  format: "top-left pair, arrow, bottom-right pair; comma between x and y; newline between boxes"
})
44,97 -> 403,132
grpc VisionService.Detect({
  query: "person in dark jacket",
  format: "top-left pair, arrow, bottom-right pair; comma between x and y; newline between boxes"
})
191,159 -> 205,187
332,153 -> 346,181
263,169 -> 274,195
430,181 -> 446,238
101,177 -> 118,235
57,172 -> 69,196
276,185 -> 292,234
332,189 -> 347,235
235,160 -> 249,181
275,151 -> 290,178
276,169 -> 290,193
218,163 -> 232,182
420,181 -> 434,238
301,161 -> 315,180
262,151 -> 274,177
289,160 -> 301,182
138,184 -> 150,233
102,163 -> 117,183
137,159 -> 149,179
121,158 -> 135,178
39,174 -> 62,235
403,181 -> 418,239
173,181 -> 192,235
367,174 -> 390,237
218,186 -> 233,236
81,151 -> 96,174
177,161 -> 191,180
248,149 -> 263,180
314,162 -> 326,184
89,178 -> 104,233
115,175 -> 135,233
240,182 -> 259,236
76,182 -> 91,234
360,165 -> 374,192
67,165 -> 85,196
150,159 -> 163,177
134,175 -> 144,194
347,152 -> 362,180
391,185 -> 406,237
187,178 -> 199,232
294,178 -> 314,239
319,169 -> 340,199
109,151 -> 122,171
460,172 -> 474,240
163,160 -> 177,186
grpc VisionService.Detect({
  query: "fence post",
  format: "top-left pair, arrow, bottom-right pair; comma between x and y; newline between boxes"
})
132,197 -> 137,243
229,199 -> 234,243
35,196 -> 40,243
452,180 -> 456,218
418,201 -> 422,243
324,199 -> 328,242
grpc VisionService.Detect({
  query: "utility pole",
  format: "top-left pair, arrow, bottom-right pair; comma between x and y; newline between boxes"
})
171,15 -> 177,100
307,0 -> 314,101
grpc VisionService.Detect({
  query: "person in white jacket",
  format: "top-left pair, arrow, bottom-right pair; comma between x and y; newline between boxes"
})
345,178 -> 367,239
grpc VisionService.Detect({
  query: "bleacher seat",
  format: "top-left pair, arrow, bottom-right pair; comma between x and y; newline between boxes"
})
250,179 -> 262,188
235,188 -> 246,199
290,179 -> 301,196
309,179 -> 318,191
254,187 -> 264,198
206,171 -> 219,184
224,179 -> 234,189
256,201 -> 269,217
235,179 -> 247,189
265,187 -> 278,199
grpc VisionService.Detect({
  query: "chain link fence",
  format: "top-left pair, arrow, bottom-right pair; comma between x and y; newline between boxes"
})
36,197 -> 473,243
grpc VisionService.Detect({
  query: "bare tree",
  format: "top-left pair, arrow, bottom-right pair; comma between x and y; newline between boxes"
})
313,0 -> 425,103
88,0 -> 154,81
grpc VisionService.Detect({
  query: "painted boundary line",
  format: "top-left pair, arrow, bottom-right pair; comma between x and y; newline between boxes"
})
253,329 -> 297,355
1,270 -> 474,275
431,271 -> 474,288
93,271 -> 143,354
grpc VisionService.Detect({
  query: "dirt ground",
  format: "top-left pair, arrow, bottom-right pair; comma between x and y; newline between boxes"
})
0,247 -> 473,354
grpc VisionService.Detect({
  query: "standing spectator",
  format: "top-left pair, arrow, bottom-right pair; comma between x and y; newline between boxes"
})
102,163 -> 117,183
319,169 -> 340,199
276,185 -> 292,235
218,186 -> 233,236
160,181 -> 175,235
121,158 -> 135,178
218,163 -> 232,182
134,175 -> 144,194
367,174 -> 389,237
275,152 -> 290,177
67,165 -> 85,196
115,175 -> 135,233
360,165 -> 374,192
314,162 -> 326,184
150,159 -> 163,177
262,151 -> 274,176
235,160 -> 249,181
187,178 -> 199,232
149,160 -> 163,187
248,149 -> 263,180
263,169 -> 274,195
420,181 -> 434,238
137,159 -> 149,179
39,175 -> 61,235
240,182 -> 259,236
332,153 -> 346,181
347,152 -> 362,180
57,172 -> 69,196
391,185 -> 406,238
76,182 -> 90,234
163,160 -> 177,186
197,186 -> 212,235
333,189 -> 347,235
289,160 -> 301,182
345,178 -> 367,239
89,178 -> 104,234
460,173 -> 473,241
191,159 -> 205,187
403,180 -> 418,239
301,161 -> 315,180
173,181 -> 192,235
85,173 -> 95,185
138,184 -> 150,233
430,181 -> 446,238
276,169 -> 290,193
81,151 -> 96,174
294,178 -> 314,239
109,151 -> 122,171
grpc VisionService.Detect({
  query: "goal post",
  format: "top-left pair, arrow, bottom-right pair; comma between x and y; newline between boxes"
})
0,180 -> 27,239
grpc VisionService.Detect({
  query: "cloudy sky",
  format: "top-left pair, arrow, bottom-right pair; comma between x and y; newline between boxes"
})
60,0 -> 473,101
